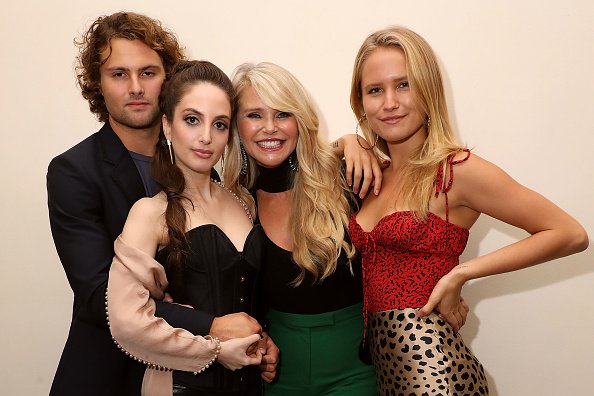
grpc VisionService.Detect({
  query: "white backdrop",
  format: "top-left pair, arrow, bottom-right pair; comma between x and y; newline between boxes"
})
0,1 -> 592,395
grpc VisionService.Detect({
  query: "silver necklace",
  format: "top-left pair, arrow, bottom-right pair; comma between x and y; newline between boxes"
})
210,179 -> 253,223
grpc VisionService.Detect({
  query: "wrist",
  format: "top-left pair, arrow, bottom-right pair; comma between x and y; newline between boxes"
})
192,335 -> 221,375
331,137 -> 344,155
209,317 -> 228,340
450,264 -> 472,286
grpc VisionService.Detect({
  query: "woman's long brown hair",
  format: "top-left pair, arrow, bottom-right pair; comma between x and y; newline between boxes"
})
152,60 -> 235,297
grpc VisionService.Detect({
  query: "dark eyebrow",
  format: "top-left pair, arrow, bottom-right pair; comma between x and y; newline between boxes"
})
140,65 -> 163,71
182,108 -> 231,121
182,108 -> 204,116
104,66 -> 129,72
104,65 -> 162,72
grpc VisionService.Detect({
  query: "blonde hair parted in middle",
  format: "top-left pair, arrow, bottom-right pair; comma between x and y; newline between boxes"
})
225,62 -> 355,285
350,26 -> 466,219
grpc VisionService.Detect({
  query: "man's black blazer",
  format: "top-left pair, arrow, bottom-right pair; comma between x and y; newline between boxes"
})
47,123 -> 214,396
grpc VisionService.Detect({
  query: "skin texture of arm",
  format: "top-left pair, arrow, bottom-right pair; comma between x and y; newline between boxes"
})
418,154 -> 589,322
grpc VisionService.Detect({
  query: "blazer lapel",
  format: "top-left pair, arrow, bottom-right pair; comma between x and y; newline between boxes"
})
98,123 -> 147,205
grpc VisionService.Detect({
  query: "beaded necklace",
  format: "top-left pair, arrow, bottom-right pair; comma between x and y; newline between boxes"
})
210,179 -> 253,223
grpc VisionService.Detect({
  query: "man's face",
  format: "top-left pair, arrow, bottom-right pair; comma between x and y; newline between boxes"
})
99,38 -> 165,131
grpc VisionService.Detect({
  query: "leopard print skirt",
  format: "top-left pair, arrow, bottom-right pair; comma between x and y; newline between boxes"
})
368,308 -> 489,396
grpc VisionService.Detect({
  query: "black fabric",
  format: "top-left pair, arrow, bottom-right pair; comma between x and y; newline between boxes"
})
252,159 -> 363,315
358,336 -> 372,365
253,154 -> 295,193
156,225 -> 265,393
47,123 -> 218,396
259,230 -> 363,314
172,383 -> 262,396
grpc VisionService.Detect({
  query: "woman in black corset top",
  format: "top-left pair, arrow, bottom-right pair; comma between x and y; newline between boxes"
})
106,60 -> 276,396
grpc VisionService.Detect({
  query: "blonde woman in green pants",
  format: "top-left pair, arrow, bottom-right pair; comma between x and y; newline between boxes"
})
223,62 -> 378,395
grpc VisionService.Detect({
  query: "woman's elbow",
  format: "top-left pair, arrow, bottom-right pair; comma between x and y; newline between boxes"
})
573,227 -> 589,253
565,224 -> 589,255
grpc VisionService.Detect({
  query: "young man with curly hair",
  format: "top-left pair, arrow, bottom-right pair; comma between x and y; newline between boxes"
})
47,12 -> 277,395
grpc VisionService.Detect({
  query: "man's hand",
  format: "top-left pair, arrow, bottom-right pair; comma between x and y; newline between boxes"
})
210,312 -> 262,341
259,333 -> 279,383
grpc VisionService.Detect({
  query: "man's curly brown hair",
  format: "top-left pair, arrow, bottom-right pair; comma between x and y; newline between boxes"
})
74,11 -> 185,122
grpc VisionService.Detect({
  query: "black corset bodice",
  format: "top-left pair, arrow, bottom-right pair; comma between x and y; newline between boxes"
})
155,224 -> 265,394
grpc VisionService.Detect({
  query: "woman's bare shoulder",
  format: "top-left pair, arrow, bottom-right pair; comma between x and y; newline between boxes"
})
126,193 -> 168,227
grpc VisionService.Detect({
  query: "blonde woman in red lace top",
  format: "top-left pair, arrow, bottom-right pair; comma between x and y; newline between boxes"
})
348,26 -> 588,395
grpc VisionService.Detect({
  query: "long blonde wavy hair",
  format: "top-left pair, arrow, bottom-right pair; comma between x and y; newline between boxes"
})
224,62 -> 356,285
350,26 -> 466,219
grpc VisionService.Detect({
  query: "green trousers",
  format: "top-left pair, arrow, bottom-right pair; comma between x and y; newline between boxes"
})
264,302 -> 377,395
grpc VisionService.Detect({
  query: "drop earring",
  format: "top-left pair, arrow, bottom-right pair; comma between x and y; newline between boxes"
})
240,142 -> 248,176
166,139 -> 174,165
288,150 -> 299,172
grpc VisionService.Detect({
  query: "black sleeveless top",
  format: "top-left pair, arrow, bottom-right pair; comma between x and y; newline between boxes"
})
155,224 -> 265,393
259,231 -> 363,314
252,158 -> 364,315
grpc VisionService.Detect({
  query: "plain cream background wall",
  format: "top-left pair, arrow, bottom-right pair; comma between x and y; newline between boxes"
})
0,1 -> 592,394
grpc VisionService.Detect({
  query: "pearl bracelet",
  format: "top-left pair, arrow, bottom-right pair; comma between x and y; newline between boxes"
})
193,335 -> 221,375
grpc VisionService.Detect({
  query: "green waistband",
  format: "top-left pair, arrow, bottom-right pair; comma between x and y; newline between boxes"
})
267,302 -> 363,328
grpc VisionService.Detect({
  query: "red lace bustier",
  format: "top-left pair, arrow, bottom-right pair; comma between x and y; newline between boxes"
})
348,150 -> 471,321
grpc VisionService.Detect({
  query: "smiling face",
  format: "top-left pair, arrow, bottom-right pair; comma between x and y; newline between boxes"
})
99,38 -> 165,131
360,46 -> 426,148
236,85 -> 299,168
163,82 -> 231,176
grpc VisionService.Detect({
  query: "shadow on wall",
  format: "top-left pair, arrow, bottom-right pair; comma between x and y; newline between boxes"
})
456,214 -> 592,396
